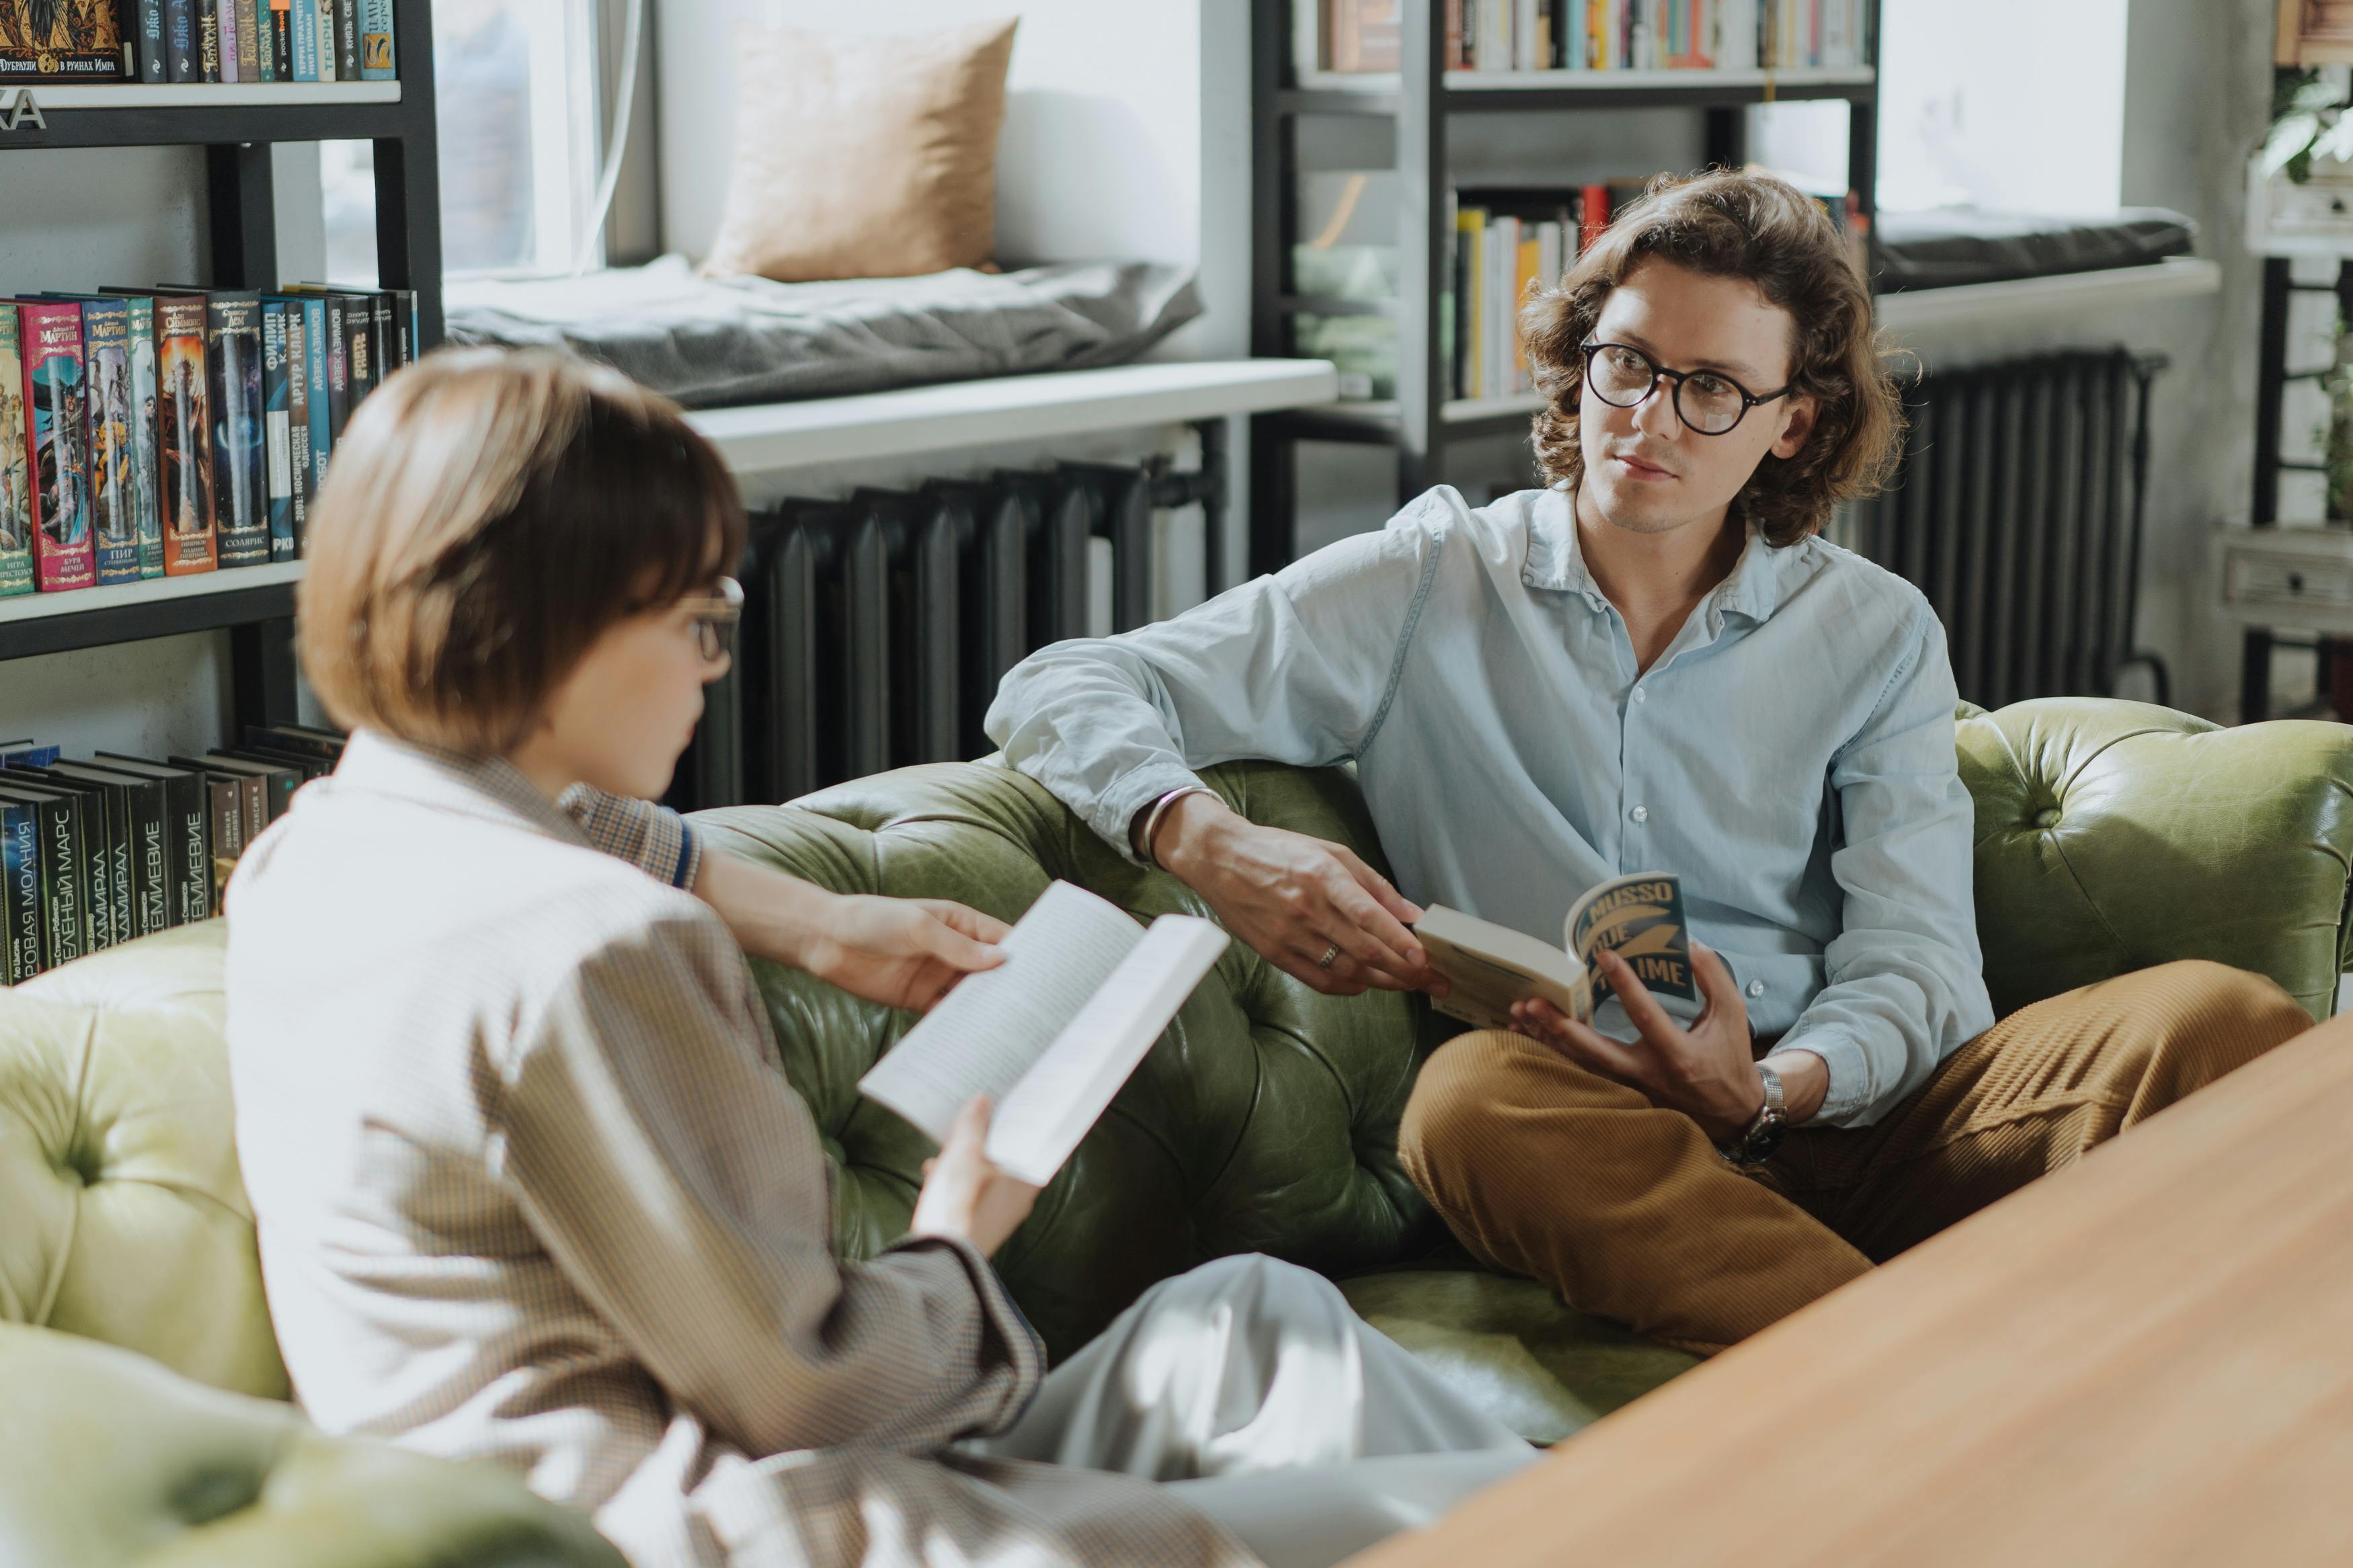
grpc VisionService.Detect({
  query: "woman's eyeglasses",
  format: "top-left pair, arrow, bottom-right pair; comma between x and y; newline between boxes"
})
1578,340 -> 1793,436
677,577 -> 744,664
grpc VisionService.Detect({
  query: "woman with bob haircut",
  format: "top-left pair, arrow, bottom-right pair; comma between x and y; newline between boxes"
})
224,349 -> 1529,1568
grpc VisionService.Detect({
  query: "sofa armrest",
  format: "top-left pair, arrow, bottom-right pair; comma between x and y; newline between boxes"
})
1958,698 -> 2353,1021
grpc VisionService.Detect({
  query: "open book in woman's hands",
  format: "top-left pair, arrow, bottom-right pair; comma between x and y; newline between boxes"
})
1412,872 -> 1694,1032
857,881 -> 1229,1186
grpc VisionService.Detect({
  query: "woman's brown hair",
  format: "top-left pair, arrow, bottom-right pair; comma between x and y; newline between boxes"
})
298,347 -> 748,755
1520,169 -> 1901,546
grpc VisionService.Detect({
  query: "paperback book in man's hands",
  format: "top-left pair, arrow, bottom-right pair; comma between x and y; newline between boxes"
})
1415,872 -> 1695,1032
858,880 -> 1228,1186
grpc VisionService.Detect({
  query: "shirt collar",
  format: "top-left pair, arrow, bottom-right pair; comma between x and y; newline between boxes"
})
1523,485 -> 1789,628
329,729 -> 594,849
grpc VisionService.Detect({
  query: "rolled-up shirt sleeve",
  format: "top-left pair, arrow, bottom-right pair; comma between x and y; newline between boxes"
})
1776,606 -> 1995,1126
559,786 -> 701,891
984,495 -> 1451,861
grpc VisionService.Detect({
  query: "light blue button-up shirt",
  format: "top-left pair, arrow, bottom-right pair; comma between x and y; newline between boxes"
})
986,485 -> 1994,1126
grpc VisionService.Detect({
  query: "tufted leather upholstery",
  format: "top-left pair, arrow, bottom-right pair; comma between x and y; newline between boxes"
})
3,697 -> 2351,1555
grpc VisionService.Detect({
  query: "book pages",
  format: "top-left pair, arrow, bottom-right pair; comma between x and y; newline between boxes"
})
857,880 -> 1141,1147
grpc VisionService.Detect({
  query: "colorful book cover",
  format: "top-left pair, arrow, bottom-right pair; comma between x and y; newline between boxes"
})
0,795 -> 42,984
206,292 -> 268,569
15,300 -> 96,593
153,292 -> 216,577
136,0 -> 164,79
260,298 -> 295,562
217,0 -> 237,79
163,0 -> 193,79
297,294 -> 328,497
0,0 -> 131,80
75,296 -> 141,587
115,294 -> 164,579
288,0 -> 312,77
0,306 -> 32,599
356,0 -> 388,77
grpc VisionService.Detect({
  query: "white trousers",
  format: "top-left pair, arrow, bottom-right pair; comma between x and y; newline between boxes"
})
965,1255 -> 1536,1568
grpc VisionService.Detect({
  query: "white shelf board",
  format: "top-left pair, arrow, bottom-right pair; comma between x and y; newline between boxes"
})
0,559 -> 303,626
686,359 -> 1342,475
1443,392 -> 1549,422
19,81 -> 400,108
1295,65 -> 1874,93
1874,257 -> 2223,335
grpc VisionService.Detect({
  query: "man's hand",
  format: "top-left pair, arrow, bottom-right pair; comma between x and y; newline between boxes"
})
694,853 -> 1007,1012
1509,943 -> 1778,1143
910,1096 -> 1039,1257
1150,790 -> 1442,997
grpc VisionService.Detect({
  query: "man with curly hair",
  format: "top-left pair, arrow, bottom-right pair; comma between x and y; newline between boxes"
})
986,169 -> 2307,1355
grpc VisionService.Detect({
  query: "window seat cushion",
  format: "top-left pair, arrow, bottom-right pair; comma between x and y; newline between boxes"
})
1876,208 -> 2197,292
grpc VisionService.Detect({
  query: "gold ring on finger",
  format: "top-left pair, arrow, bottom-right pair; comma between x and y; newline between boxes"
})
1316,942 -> 1340,969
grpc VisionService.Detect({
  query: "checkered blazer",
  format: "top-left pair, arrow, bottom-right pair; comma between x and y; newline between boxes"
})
223,733 -> 1251,1568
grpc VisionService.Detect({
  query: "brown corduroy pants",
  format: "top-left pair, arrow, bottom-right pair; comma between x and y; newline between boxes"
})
1397,960 -> 2315,1356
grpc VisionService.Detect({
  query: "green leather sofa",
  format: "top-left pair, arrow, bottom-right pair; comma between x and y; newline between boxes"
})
5,697 -> 2352,1564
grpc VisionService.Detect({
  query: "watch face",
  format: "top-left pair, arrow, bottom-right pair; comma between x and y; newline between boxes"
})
1745,1116 -> 1787,1164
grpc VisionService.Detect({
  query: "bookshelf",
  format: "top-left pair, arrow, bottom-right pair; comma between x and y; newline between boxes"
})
0,0 -> 442,727
1248,0 -> 1882,573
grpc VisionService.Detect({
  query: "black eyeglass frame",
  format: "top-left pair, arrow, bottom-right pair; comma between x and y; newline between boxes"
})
1577,339 -> 1795,437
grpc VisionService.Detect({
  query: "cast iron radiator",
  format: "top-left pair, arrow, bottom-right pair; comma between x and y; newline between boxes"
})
671,457 -> 1218,813
1843,347 -> 2170,710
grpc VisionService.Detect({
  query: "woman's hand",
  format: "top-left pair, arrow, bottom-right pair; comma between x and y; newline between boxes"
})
909,1097 -> 1040,1257
694,853 -> 1007,1012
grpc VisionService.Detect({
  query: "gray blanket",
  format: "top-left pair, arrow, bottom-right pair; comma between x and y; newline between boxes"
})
444,257 -> 1203,410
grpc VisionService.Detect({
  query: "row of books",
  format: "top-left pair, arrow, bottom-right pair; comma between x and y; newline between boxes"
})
0,724 -> 345,983
0,0 -> 393,85
1443,179 -> 1867,403
1318,0 -> 1870,74
0,283 -> 417,598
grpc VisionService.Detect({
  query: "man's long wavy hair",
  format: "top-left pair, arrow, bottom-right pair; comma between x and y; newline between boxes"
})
1521,169 -> 1901,547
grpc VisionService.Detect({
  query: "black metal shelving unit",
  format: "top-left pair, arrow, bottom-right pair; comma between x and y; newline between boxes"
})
0,0 -> 442,731
1248,0 -> 1880,573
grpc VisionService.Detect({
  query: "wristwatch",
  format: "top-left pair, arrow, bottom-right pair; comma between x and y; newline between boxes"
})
1720,1058 -> 1788,1165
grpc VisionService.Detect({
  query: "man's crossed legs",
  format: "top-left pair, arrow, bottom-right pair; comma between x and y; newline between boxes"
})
1399,960 -> 2313,1356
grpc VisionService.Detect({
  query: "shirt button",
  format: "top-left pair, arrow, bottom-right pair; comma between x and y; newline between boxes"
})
1632,686 -> 1647,704
1630,804 -> 1649,824
1747,979 -> 1765,998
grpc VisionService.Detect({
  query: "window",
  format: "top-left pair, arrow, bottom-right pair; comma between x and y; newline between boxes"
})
321,0 -> 602,285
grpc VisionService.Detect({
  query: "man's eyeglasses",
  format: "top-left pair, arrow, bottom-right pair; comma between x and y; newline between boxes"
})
1578,340 -> 1793,436
678,577 -> 743,664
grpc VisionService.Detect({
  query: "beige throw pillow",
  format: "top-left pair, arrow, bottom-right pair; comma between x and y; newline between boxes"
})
701,17 -> 1020,284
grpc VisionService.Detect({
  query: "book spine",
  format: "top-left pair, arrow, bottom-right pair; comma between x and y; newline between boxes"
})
333,0 -> 356,82
122,298 -> 164,579
271,0 -> 292,79
93,785 -> 130,950
280,303 -> 312,555
218,0 -> 239,81
138,0 -> 167,79
0,308 -> 33,600
156,296 -> 218,577
208,297 -> 270,569
120,780 -> 166,938
36,796 -> 81,971
164,0 -> 196,80
369,294 -> 392,388
313,0 -> 334,77
158,770 -> 207,925
301,298 -> 330,497
248,0 -> 274,80
18,302 -> 97,593
204,778 -> 240,917
261,301 -> 296,563
340,297 -> 373,415
290,0 -> 315,79
197,0 -> 220,81
358,0 -> 393,78
0,802 -> 40,982
390,288 -> 417,368
320,296 -> 350,451
81,300 -> 143,587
